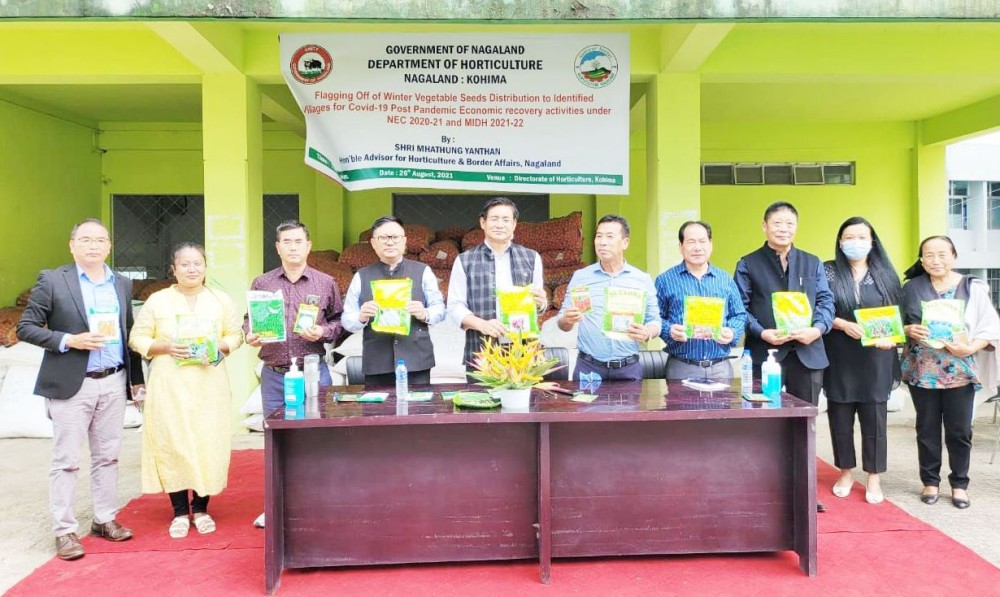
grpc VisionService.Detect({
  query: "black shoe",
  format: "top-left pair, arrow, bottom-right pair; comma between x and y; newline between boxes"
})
920,493 -> 940,505
817,502 -> 827,513
952,496 -> 970,509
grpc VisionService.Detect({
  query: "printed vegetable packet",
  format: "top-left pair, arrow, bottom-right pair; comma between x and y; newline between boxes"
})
772,292 -> 812,336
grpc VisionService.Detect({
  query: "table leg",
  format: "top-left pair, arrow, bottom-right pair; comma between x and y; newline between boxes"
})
793,417 -> 817,576
538,422 -> 551,584
265,428 -> 285,594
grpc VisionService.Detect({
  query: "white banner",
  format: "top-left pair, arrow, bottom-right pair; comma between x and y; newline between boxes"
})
280,33 -> 629,195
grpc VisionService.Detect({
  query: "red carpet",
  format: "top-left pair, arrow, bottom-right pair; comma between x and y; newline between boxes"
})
8,450 -> 999,596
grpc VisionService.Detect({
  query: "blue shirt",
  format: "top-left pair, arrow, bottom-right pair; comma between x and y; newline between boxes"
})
60,264 -> 124,372
557,261 -> 661,361
655,262 -> 747,361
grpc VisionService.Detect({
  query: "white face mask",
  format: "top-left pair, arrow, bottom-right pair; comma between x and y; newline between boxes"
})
841,239 -> 871,261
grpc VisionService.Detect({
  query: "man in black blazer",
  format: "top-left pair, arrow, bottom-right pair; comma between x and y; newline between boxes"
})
17,218 -> 144,561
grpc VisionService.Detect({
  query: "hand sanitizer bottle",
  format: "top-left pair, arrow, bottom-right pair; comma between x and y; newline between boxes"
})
284,357 -> 305,407
761,349 -> 782,400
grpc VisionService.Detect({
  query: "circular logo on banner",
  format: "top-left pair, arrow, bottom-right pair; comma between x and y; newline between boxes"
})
574,45 -> 618,89
290,44 -> 333,84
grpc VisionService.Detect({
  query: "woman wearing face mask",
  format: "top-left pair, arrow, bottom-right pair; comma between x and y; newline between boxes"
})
901,236 -> 1000,509
823,217 -> 902,504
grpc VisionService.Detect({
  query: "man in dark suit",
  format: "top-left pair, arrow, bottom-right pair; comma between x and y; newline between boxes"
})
17,218 -> 144,561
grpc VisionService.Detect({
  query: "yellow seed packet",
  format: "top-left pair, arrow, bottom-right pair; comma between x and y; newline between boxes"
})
772,291 -> 812,336
684,296 -> 725,341
497,286 -> 539,338
602,287 -> 645,341
371,278 -> 412,336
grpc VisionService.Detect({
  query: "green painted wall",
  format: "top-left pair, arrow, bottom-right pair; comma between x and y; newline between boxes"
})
0,100 -> 101,306
701,121 -> 915,276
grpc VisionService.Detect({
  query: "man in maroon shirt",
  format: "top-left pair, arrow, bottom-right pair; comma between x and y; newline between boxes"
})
244,220 -> 343,415
246,220 -> 343,529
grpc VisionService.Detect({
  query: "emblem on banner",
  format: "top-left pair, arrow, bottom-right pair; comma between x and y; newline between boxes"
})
574,45 -> 618,89
290,44 -> 333,84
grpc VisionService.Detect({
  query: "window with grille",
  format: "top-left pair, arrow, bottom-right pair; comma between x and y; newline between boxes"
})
700,162 -> 854,185
948,197 -> 968,230
112,195 -> 205,281
112,194 -> 299,280
988,268 -> 1000,309
989,182 -> 1000,230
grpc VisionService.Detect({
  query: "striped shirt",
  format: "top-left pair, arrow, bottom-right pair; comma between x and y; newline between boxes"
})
655,262 -> 747,361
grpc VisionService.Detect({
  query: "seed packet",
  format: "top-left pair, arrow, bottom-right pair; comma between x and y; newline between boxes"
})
247,290 -> 286,342
684,296 -> 725,340
772,291 -> 812,336
371,278 -> 412,336
854,305 -> 905,346
920,299 -> 967,349
602,287 -> 645,341
88,307 -> 121,345
293,303 -> 320,335
497,286 -> 539,339
571,393 -> 599,403
358,392 -> 389,403
568,286 -> 592,313
406,391 -> 434,402
175,314 -> 218,366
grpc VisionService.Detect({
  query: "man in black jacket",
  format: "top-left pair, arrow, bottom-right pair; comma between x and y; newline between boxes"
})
735,202 -> 834,511
17,219 -> 144,560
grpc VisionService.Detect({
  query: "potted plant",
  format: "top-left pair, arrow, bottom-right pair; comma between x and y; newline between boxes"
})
468,335 -> 563,410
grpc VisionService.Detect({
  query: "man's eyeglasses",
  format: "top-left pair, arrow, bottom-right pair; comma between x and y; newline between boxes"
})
376,235 -> 405,244
74,237 -> 110,246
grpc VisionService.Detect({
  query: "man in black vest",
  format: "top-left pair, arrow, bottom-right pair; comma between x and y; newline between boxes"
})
735,201 -> 834,511
447,198 -> 547,372
342,216 -> 445,385
735,201 -> 835,404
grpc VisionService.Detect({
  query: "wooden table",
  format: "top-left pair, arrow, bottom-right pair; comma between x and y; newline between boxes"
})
264,380 -> 817,593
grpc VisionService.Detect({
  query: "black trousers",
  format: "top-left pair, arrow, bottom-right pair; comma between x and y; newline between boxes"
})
365,368 -> 431,387
169,490 -> 210,517
782,351 -> 824,407
908,384 -> 975,490
827,401 -> 888,473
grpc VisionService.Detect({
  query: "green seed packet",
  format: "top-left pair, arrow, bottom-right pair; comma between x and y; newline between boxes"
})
854,305 -> 905,346
920,299 -> 967,349
406,391 -> 434,402
602,287 -> 645,341
440,391 -> 460,401
174,314 -> 218,366
247,290 -> 286,343
336,393 -> 360,402
358,392 -> 389,402
571,393 -> 599,403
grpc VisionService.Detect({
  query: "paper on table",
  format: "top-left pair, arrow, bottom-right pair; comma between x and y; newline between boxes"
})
681,378 -> 729,392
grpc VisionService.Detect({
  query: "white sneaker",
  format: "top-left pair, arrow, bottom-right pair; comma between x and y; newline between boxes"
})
253,513 -> 265,528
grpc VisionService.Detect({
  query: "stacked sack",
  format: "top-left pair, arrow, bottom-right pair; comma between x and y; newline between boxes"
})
0,306 -> 24,347
307,249 -> 352,300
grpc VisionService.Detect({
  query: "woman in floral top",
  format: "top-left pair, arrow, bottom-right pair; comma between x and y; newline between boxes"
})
901,236 -> 1000,509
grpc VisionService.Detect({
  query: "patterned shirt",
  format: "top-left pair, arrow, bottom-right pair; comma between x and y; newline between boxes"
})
243,266 -> 343,367
655,262 -> 747,361
901,285 -> 979,390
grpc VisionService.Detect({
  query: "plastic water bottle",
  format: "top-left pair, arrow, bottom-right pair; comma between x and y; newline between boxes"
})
740,349 -> 754,398
394,359 -> 409,400
283,357 -> 304,407
762,349 -> 782,400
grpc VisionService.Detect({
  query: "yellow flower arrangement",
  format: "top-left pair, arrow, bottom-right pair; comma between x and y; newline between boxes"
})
468,335 -> 563,391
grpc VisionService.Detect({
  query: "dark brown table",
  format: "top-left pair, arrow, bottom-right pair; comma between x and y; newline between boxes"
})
264,380 -> 817,593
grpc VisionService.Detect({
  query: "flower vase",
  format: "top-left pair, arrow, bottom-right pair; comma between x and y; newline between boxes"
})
496,388 -> 532,411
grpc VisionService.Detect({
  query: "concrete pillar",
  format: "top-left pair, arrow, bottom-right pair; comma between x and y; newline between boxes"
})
913,133 -> 946,245
646,72 -> 701,274
202,73 -> 263,424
